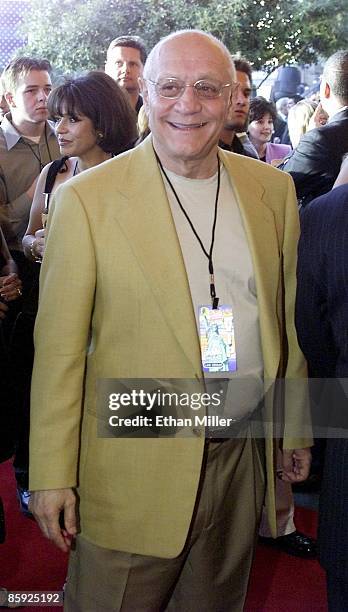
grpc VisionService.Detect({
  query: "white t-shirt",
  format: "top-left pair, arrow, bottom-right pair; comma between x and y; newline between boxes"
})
162,162 -> 264,421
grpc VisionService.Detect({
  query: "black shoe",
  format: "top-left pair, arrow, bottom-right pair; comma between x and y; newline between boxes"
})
16,486 -> 33,519
14,468 -> 29,490
259,530 -> 317,559
292,473 -> 322,493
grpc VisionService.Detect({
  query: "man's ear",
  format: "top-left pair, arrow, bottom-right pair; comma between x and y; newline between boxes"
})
323,81 -> 331,100
5,91 -> 15,108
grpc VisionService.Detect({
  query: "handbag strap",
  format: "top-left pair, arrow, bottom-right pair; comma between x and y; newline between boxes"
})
44,156 -> 69,195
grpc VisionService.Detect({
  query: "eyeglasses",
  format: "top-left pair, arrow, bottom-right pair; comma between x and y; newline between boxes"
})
145,77 -> 232,100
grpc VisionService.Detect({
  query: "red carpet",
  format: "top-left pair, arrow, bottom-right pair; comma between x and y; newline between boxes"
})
245,508 -> 327,611
0,459 -> 327,611
0,460 -> 67,611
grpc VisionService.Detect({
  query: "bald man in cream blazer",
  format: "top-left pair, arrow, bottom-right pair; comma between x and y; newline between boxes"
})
29,31 -> 311,612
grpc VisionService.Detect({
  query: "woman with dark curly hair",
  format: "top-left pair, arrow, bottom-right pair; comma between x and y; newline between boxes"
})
23,71 -> 137,261
248,96 -> 292,165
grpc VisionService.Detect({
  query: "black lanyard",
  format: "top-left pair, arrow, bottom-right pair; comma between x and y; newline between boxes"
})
155,151 -> 220,309
22,123 -> 52,171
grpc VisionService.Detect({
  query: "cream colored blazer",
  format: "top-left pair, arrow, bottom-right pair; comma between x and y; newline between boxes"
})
30,137 -> 311,556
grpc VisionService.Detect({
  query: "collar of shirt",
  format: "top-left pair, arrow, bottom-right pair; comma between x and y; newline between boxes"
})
1,113 -> 55,151
329,106 -> 348,123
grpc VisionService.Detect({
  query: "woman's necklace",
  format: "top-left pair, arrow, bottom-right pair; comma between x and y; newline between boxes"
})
72,153 -> 113,176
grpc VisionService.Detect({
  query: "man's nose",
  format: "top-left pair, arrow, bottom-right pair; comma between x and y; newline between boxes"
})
37,88 -> 48,102
176,85 -> 203,111
235,90 -> 247,105
119,62 -> 130,75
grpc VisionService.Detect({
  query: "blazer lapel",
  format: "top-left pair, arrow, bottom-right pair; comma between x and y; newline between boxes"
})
114,138 -> 202,375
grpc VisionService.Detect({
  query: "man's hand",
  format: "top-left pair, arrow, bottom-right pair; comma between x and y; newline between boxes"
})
281,448 -> 311,483
29,488 -> 77,552
308,102 -> 328,130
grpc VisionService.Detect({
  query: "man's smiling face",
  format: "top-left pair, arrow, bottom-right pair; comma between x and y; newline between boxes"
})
141,33 -> 233,176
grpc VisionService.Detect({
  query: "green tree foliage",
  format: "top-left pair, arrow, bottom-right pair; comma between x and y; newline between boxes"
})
19,0 -> 347,76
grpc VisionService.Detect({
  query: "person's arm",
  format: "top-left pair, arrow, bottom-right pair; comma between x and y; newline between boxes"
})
279,174 -> 312,480
30,489 -> 77,552
0,225 -> 22,302
0,165 -> 38,222
0,224 -> 14,271
22,163 -> 51,261
296,201 -> 335,374
282,128 -> 333,204
296,190 -> 348,377
29,181 -> 96,549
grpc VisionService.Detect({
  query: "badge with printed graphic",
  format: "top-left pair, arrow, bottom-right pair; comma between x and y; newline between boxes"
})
198,305 -> 237,373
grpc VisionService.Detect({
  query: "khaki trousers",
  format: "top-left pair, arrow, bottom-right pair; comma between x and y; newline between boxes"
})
64,435 -> 265,612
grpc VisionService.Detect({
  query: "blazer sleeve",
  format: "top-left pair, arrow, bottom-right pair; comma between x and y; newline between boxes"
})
29,182 -> 96,491
281,175 -> 312,448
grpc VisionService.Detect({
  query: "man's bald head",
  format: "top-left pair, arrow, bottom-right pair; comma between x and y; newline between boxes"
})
143,30 -> 235,83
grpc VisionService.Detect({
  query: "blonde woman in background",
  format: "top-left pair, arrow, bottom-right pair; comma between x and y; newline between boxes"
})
287,99 -> 328,149
287,99 -> 317,149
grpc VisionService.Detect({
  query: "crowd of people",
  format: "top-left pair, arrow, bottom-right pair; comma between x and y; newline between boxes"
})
0,28 -> 347,612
